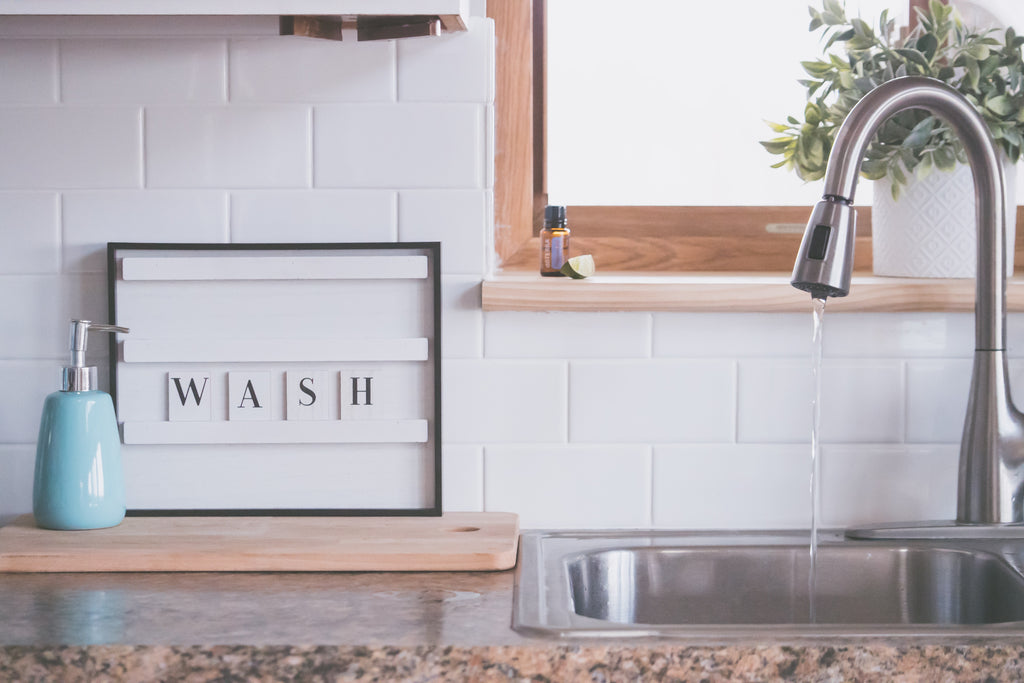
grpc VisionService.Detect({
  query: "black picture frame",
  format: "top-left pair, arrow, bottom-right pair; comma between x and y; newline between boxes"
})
107,242 -> 442,517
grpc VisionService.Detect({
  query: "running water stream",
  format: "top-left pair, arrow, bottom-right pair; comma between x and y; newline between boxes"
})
809,296 -> 826,623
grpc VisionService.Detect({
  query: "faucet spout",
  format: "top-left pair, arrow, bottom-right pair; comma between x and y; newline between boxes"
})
791,76 -> 1024,525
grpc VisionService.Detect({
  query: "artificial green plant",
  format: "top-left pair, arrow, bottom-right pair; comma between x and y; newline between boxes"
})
762,0 -> 1024,199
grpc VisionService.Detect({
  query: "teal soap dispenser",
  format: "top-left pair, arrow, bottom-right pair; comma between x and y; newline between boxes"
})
33,320 -> 130,530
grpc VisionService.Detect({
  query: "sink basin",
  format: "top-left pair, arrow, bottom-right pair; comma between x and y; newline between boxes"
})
513,530 -> 1024,637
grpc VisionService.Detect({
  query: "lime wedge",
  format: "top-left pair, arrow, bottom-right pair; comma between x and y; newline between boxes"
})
560,254 -> 595,279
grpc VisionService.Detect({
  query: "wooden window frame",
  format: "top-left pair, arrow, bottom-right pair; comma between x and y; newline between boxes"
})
487,0 -> 1024,275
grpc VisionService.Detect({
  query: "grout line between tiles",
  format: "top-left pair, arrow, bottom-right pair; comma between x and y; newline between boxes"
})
564,360 -> 571,444
56,192 -> 65,274
479,445 -> 487,513
53,39 -> 63,104
647,444 -> 655,527
305,106 -> 315,189
222,39 -> 231,103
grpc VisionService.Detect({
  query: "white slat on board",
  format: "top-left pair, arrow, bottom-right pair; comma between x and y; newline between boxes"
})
122,444 -> 434,510
123,338 -> 429,363
122,255 -> 429,281
122,419 -> 429,445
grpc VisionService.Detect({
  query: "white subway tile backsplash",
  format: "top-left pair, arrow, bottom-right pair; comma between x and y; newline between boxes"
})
738,359 -> 905,444
0,107 -> 141,188
0,277 -> 58,358
0,362 -> 57,444
61,39 -> 226,103
441,276 -> 483,359
62,191 -> 228,272
442,444 -> 483,512
905,359 -> 971,443
819,444 -> 958,527
146,106 -> 311,188
0,192 -> 59,273
231,38 -> 394,103
654,313 -> 811,358
820,361 -> 905,443
314,104 -> 484,188
397,17 -> 493,102
230,190 -> 395,243
485,312 -> 650,359
823,312 -> 974,358
653,445 -> 811,529
61,274 -> 110,346
485,445 -> 650,528
444,360 -> 566,443
398,190 -> 487,275
0,40 -> 58,104
569,360 -> 734,443
0,16 -> 278,37
1007,313 -> 1024,357
0,445 -> 34,517
737,360 -> 811,443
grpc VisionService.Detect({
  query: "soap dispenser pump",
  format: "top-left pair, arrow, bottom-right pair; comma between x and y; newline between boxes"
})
33,320 -> 130,530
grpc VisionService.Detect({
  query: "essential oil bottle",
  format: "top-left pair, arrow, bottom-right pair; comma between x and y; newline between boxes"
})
540,205 -> 570,276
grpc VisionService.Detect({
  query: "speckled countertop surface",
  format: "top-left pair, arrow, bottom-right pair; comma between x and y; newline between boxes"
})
2,569 -> 1024,681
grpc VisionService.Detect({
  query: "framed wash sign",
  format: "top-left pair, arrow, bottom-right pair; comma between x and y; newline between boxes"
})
106,243 -> 441,516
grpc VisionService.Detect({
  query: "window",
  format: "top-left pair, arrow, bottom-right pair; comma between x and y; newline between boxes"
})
490,0 -> 1021,274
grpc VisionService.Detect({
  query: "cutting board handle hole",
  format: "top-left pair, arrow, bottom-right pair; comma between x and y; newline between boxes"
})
447,526 -> 481,533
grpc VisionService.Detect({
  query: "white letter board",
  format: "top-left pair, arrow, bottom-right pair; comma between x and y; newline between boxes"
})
107,243 -> 441,516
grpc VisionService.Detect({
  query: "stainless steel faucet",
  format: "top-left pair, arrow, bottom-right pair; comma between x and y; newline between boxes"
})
791,76 -> 1024,532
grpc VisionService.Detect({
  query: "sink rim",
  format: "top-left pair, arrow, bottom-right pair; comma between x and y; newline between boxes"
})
512,528 -> 1024,639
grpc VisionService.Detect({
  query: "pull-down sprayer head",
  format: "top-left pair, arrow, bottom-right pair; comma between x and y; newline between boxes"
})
791,196 -> 857,299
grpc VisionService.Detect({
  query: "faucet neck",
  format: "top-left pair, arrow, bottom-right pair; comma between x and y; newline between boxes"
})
823,76 -> 1007,351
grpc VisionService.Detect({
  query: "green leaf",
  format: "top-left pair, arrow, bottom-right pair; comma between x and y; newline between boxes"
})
933,145 -> 957,171
801,60 -> 833,78
903,116 -> 937,148
916,33 -> 938,62
851,18 -> 873,39
916,152 -> 934,180
825,27 -> 856,49
963,43 -> 991,61
985,94 -> 1015,117
805,102 -> 823,126
966,57 -> 981,90
821,11 -> 844,26
760,137 -> 795,155
860,158 -> 888,178
890,162 -> 907,186
894,48 -> 932,71
822,0 -> 844,20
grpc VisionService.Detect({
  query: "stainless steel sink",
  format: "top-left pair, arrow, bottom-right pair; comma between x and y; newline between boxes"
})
513,530 -> 1024,637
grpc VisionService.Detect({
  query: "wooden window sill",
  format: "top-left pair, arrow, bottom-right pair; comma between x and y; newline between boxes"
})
482,272 -> 1024,313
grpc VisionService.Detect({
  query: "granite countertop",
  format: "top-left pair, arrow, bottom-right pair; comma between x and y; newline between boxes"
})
2,569 -> 1024,681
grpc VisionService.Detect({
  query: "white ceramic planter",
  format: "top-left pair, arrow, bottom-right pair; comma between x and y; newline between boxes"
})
872,160 -> 1017,278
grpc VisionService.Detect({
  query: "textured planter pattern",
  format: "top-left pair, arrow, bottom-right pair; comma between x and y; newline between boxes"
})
873,162 -> 1017,278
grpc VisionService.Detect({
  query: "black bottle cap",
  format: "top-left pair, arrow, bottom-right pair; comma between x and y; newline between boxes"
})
544,205 -> 567,227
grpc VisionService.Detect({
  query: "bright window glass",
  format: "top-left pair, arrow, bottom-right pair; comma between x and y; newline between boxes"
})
545,0 -> 1024,206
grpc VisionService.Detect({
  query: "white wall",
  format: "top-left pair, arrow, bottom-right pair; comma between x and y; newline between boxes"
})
0,13 -> 1014,530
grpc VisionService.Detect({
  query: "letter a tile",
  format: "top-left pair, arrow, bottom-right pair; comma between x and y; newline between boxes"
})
228,371 -> 272,421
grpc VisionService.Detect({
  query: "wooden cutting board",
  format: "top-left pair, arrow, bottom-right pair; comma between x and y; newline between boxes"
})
0,512 -> 519,572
